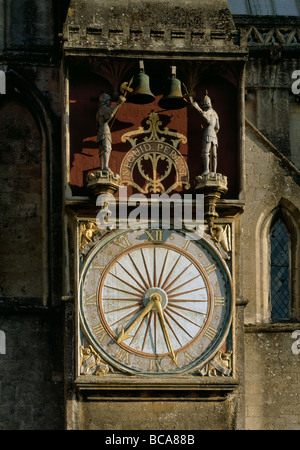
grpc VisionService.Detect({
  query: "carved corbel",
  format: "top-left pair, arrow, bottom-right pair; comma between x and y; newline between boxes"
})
194,172 -> 228,229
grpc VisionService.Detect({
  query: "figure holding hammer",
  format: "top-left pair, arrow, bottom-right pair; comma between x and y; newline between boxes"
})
188,91 -> 220,176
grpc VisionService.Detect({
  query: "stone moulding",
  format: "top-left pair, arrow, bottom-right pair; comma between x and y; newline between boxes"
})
64,26 -> 242,50
74,375 -> 239,401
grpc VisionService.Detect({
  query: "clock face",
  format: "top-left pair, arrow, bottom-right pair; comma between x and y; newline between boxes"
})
79,228 -> 232,375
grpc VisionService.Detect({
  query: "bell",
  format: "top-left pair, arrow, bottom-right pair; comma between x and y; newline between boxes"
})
158,66 -> 188,110
129,61 -> 155,104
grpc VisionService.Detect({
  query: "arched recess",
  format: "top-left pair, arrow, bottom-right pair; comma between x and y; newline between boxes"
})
1,69 -> 59,306
187,73 -> 240,198
68,71 -> 113,195
256,198 -> 300,323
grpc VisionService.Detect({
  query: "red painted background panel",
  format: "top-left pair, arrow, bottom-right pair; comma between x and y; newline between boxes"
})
69,70 -> 239,198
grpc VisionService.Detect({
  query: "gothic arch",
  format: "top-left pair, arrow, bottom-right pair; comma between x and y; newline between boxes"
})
256,198 -> 300,323
3,69 -> 59,306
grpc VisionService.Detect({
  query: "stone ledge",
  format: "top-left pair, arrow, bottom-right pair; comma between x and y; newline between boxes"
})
75,375 -> 239,401
245,323 -> 300,333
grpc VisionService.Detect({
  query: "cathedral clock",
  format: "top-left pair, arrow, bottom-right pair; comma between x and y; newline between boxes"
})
78,227 -> 233,377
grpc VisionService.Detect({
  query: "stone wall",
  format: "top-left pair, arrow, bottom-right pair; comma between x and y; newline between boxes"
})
245,58 -> 300,165
241,122 -> 300,429
242,121 -> 300,324
0,310 -> 64,430
245,330 -> 300,430
77,398 -> 237,430
0,0 -> 69,53
0,98 -> 44,298
0,84 -> 64,429
0,0 -> 67,430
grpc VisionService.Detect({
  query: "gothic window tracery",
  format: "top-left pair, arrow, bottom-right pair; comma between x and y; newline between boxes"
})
264,203 -> 300,324
269,218 -> 291,322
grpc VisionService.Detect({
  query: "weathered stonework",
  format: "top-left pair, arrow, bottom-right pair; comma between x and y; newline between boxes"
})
63,0 -> 241,57
239,121 -> 300,429
245,330 -> 300,430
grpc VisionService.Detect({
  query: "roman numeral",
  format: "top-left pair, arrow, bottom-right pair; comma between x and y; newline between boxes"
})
184,351 -> 194,362
91,263 -> 105,273
144,230 -> 164,242
92,323 -> 107,343
204,326 -> 217,341
182,240 -> 190,251
115,348 -> 130,364
114,235 -> 131,249
149,359 -> 164,372
205,264 -> 216,275
214,296 -> 225,306
86,292 -> 97,306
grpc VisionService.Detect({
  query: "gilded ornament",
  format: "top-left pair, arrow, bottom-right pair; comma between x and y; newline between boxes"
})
79,221 -> 100,250
120,112 -> 190,194
211,224 -> 232,253
80,345 -> 111,376
199,350 -> 232,377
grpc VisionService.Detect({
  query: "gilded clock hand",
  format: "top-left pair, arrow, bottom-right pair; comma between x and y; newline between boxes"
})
117,298 -> 155,344
153,294 -> 178,366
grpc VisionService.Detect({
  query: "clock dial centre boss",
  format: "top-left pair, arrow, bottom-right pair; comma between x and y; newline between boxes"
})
79,228 -> 232,375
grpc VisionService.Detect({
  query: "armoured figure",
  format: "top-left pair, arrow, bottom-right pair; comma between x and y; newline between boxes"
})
96,92 -> 126,172
189,92 -> 220,175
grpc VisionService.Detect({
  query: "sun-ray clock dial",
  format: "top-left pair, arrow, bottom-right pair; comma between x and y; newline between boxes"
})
79,228 -> 232,376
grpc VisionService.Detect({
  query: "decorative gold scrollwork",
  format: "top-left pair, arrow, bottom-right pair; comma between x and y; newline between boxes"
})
121,112 -> 187,149
199,350 -> 233,377
80,345 -> 112,376
120,112 -> 190,194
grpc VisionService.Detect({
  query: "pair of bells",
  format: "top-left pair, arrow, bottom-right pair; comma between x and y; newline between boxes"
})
129,62 -> 187,110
